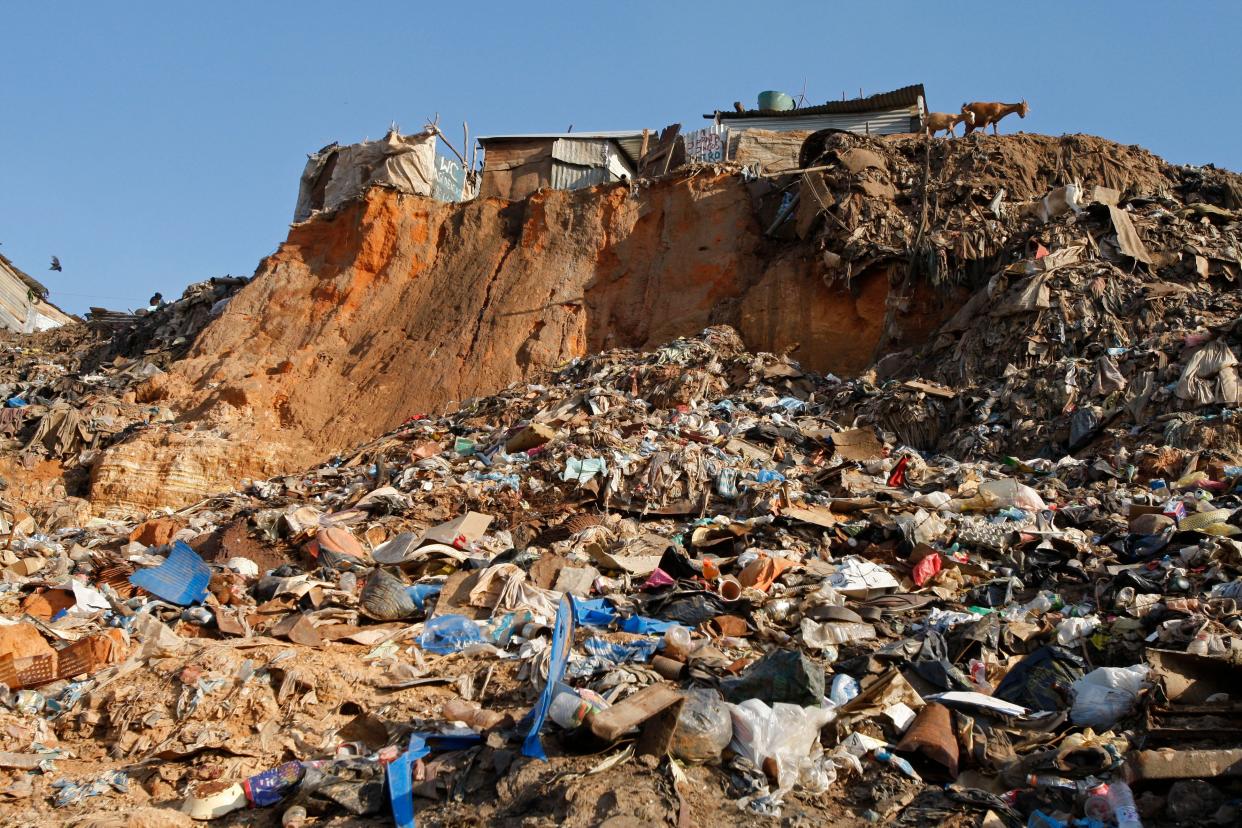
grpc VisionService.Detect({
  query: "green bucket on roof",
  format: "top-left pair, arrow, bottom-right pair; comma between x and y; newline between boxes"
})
757,91 -> 795,111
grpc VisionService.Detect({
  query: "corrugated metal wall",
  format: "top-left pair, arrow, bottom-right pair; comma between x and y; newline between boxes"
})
0,266 -> 35,333
551,138 -> 609,167
550,162 -> 611,190
721,107 -> 919,136
548,138 -> 632,190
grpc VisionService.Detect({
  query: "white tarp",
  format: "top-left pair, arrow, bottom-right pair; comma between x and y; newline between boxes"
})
294,128 -> 437,222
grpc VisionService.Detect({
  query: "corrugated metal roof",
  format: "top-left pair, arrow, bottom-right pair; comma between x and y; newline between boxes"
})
725,110 -> 918,136
712,84 -> 925,120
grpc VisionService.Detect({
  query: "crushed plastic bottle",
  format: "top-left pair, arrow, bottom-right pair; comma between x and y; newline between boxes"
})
1106,780 -> 1142,828
873,748 -> 921,781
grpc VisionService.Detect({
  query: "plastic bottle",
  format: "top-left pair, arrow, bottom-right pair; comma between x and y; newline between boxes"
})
873,748 -> 921,781
663,625 -> 692,661
548,688 -> 607,729
1084,782 -> 1112,822
1026,774 -> 1090,793
1107,780 -> 1142,828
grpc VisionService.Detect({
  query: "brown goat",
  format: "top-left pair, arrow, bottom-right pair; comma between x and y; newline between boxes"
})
924,110 -> 975,138
962,100 -> 1029,135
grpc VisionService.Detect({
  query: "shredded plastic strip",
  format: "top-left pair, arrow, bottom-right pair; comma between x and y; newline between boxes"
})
522,594 -> 575,760
387,735 -> 424,828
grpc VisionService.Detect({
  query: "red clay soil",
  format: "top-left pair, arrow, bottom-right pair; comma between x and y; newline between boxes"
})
91,173 -> 955,515
90,133 -> 1174,515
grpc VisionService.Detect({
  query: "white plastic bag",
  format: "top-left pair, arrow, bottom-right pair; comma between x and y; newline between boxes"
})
1071,665 -> 1149,728
910,490 -> 953,510
1055,615 -> 1099,647
727,699 -> 836,794
977,478 -> 1048,511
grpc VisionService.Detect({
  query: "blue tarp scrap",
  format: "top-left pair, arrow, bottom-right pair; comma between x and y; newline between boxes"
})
51,770 -> 128,808
567,636 -> 660,678
128,541 -> 210,606
388,733 -> 482,828
571,599 -> 678,636
583,636 -> 659,663
521,594 -> 575,760
572,597 -> 616,628
619,614 -> 678,635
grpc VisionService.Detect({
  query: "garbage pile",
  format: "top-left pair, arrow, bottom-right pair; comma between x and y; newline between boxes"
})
0,277 -> 245,472
790,132 -> 1242,466
0,316 -> 1240,826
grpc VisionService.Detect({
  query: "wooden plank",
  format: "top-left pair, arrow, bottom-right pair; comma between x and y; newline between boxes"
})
638,125 -> 682,178
587,683 -> 684,742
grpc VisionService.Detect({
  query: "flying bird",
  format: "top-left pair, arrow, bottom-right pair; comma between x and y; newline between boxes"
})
49,256 -> 62,272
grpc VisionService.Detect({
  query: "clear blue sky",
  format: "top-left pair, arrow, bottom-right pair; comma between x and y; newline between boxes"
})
2,1 -> 1238,315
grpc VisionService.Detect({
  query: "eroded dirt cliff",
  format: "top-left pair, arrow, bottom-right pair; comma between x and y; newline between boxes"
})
86,132 -> 1208,516
91,169 -> 956,515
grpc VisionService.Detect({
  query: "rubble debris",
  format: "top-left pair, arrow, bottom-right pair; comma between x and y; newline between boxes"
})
0,128 -> 1239,826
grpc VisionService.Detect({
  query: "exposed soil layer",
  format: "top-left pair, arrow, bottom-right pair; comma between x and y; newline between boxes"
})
88,133 -> 1220,515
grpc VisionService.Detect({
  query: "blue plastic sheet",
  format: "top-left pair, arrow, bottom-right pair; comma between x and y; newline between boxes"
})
405,583 -> 443,611
387,732 -> 484,828
567,636 -> 660,676
561,457 -> 607,484
416,615 -> 484,654
572,599 -> 676,635
774,396 -> 807,413
583,636 -> 659,663
619,614 -> 678,635
129,541 -> 210,606
572,598 -> 617,628
522,594 -> 575,760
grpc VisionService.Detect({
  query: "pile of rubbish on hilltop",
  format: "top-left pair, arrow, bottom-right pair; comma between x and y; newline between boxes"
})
0,316 -> 1241,826
773,132 -> 1242,468
0,277 -> 247,470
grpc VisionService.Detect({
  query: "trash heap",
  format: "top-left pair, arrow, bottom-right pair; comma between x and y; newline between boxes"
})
0,312 -> 1240,826
0,132 -> 1241,826
0,277 -> 245,471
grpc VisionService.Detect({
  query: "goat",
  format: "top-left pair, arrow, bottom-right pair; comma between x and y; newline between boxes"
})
962,100 -> 1029,135
924,109 -> 975,138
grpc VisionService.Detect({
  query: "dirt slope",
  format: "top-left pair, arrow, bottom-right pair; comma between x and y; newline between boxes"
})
88,132 -> 1220,517
90,171 -> 955,515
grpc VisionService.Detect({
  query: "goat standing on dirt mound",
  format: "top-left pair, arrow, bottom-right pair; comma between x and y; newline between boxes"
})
924,109 -> 975,138
962,100 -> 1029,135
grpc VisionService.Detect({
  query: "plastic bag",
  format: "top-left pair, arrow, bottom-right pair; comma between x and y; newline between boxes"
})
722,649 -> 825,706
671,688 -> 732,764
829,674 -> 860,707
1055,616 -> 1099,648
953,478 -> 1047,513
1070,665 -> 1149,728
416,615 -> 484,654
993,645 -> 1084,712
726,698 -> 836,794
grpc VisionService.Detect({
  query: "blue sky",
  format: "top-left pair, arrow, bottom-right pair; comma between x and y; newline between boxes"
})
1,1 -> 1238,315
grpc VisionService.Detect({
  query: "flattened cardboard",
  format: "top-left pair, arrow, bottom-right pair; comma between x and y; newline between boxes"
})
829,428 -> 885,461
